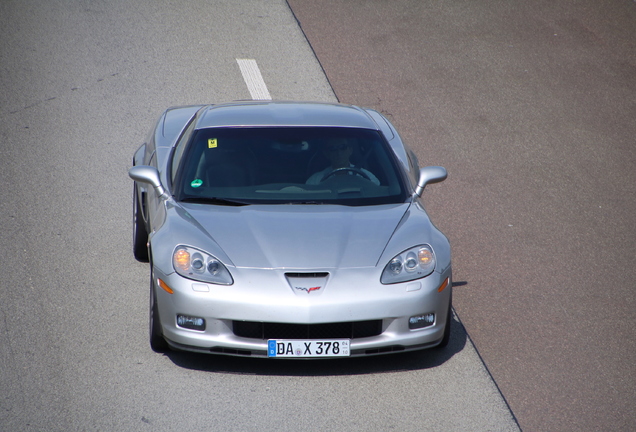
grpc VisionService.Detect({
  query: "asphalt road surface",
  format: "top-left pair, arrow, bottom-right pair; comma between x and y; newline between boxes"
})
0,1 -> 519,431
287,1 -> 636,431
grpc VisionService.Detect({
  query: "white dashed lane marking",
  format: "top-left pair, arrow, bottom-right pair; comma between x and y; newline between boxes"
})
236,58 -> 271,100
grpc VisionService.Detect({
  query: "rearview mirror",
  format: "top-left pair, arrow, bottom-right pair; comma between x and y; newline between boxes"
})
414,166 -> 447,197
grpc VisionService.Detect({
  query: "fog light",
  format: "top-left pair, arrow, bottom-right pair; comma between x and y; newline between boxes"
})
177,314 -> 206,331
409,313 -> 435,329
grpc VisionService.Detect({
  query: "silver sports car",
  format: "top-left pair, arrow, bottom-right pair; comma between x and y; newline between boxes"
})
129,101 -> 451,358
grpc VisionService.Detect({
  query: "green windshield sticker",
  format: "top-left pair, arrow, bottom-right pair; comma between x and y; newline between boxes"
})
208,138 -> 217,148
191,179 -> 203,188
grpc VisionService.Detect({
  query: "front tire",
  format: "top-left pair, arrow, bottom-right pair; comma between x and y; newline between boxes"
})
149,270 -> 169,352
437,294 -> 452,348
133,184 -> 149,262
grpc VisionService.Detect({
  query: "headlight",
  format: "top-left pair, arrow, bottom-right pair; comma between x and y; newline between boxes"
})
381,245 -> 436,284
172,245 -> 233,285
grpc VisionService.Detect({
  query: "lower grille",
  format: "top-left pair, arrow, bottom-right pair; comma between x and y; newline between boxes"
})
233,320 -> 382,340
210,347 -> 253,356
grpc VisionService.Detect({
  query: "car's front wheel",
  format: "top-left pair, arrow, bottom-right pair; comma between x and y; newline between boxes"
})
149,269 -> 169,352
437,294 -> 452,348
133,184 -> 149,262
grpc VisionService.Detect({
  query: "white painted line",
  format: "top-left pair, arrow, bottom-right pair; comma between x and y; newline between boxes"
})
236,58 -> 271,100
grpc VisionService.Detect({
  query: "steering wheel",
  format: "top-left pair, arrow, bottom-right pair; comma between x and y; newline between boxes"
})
321,167 -> 371,182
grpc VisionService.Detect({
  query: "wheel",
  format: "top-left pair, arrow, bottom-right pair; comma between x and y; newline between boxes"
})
149,269 -> 169,352
437,294 -> 452,348
133,184 -> 149,262
321,167 -> 371,182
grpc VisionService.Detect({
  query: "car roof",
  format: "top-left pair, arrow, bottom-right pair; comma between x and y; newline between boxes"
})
195,101 -> 381,129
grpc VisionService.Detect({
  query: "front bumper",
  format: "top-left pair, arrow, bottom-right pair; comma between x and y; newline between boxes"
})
152,265 -> 452,358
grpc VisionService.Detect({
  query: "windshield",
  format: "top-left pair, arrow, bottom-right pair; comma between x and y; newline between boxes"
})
174,127 -> 408,206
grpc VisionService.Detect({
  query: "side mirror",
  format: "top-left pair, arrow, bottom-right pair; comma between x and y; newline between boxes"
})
129,165 -> 167,198
414,166 -> 447,197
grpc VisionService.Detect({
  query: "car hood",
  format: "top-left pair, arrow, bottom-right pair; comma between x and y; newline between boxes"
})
180,203 -> 411,269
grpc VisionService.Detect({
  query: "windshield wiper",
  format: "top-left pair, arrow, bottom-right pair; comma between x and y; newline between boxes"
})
180,196 -> 250,206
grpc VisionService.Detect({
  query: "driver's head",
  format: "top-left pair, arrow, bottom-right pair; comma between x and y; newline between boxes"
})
324,138 -> 353,168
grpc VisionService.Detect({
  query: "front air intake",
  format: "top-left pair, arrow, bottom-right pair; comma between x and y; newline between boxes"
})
233,320 -> 382,340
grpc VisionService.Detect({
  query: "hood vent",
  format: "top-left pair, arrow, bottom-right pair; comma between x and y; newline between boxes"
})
285,272 -> 329,278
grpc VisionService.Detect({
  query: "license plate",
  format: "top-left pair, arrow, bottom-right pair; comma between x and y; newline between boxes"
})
267,339 -> 350,358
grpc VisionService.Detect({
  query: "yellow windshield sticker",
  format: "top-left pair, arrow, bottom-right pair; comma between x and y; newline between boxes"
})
208,138 -> 217,148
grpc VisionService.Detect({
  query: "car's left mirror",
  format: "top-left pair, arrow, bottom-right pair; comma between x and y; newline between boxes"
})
129,165 -> 167,198
414,166 -> 447,197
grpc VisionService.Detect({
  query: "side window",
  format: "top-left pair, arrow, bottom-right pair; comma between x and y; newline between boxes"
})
407,150 -> 420,187
407,151 -> 419,173
171,120 -> 196,184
